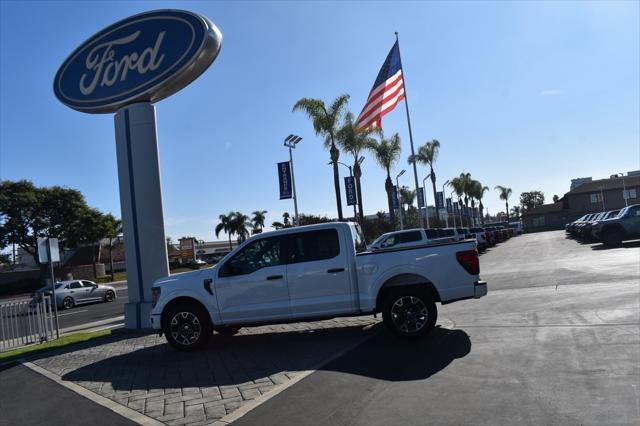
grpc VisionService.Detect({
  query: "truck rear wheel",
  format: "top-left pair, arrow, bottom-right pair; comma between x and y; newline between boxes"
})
382,288 -> 437,339
163,301 -> 212,351
602,228 -> 623,247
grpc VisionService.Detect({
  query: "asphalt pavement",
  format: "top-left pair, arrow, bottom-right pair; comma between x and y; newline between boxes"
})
0,362 -> 136,426
234,230 -> 640,426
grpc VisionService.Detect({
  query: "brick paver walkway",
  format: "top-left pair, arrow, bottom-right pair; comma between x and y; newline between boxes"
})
31,316 -> 379,426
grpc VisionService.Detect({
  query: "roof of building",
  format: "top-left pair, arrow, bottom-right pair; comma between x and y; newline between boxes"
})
522,202 -> 564,216
567,175 -> 640,195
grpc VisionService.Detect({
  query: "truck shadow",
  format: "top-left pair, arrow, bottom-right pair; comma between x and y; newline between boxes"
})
591,240 -> 640,250
56,324 -> 470,390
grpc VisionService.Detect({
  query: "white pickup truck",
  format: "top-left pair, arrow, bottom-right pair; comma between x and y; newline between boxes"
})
150,222 -> 487,351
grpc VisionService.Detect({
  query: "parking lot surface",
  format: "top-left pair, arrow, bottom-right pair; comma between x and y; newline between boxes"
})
5,230 -> 639,426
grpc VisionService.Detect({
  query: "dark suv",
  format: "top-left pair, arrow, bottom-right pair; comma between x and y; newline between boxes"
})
592,204 -> 640,246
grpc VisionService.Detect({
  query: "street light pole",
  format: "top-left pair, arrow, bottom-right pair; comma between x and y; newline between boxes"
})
619,172 -> 628,207
449,189 -> 457,228
422,175 -> 430,229
396,170 -> 406,230
442,180 -> 450,228
284,135 -> 302,226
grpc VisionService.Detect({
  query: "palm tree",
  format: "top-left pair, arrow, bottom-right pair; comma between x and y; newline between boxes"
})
251,210 -> 267,234
477,184 -> 490,225
271,221 -> 285,230
231,212 -> 252,243
336,112 -> 379,225
293,94 -> 350,220
215,212 -> 234,250
495,185 -> 513,223
283,212 -> 290,226
399,186 -> 416,217
367,132 -> 402,225
510,205 -> 521,220
408,139 -> 441,222
459,173 -> 474,226
104,215 -> 122,281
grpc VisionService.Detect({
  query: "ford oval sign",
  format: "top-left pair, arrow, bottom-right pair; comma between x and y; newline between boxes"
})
54,10 -> 222,113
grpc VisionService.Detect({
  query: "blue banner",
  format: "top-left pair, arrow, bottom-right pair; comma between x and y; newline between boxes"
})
417,187 -> 425,208
392,185 -> 399,209
345,176 -> 357,206
278,161 -> 292,199
453,201 -> 459,215
436,191 -> 444,209
446,198 -> 453,214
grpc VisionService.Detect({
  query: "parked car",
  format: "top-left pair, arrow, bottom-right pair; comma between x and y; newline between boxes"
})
368,228 -> 451,250
577,211 -> 608,239
442,228 -> 465,241
35,280 -> 117,309
468,227 -> 489,251
592,204 -> 640,247
150,222 -> 487,351
508,222 -> 523,234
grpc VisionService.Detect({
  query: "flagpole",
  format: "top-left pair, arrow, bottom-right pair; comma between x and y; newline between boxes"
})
395,32 -> 425,228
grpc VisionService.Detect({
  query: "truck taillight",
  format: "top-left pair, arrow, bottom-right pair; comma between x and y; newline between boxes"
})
456,250 -> 479,275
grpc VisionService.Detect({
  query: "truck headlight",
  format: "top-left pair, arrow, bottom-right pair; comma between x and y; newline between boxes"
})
151,287 -> 161,308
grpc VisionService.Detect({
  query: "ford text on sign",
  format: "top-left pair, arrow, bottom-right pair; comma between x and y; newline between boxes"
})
54,10 -> 222,113
278,161 -> 293,199
345,176 -> 357,206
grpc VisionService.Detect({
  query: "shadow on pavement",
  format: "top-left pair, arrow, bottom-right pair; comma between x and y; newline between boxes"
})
60,324 -> 470,389
591,240 -> 640,250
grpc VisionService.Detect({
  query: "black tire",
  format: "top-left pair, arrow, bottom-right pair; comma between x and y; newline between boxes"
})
602,228 -> 623,247
382,287 -> 437,339
162,302 -> 213,351
104,290 -> 115,302
215,326 -> 241,337
62,296 -> 74,310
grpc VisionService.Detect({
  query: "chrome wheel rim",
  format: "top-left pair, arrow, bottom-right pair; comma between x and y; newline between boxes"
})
170,312 -> 201,346
63,298 -> 73,309
105,292 -> 114,302
390,296 -> 428,333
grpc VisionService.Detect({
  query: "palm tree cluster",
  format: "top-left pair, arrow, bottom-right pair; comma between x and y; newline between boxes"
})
215,211 -> 255,250
293,95 -> 514,232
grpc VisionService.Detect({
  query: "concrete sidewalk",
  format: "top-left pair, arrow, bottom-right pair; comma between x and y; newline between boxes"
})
22,316 -> 379,426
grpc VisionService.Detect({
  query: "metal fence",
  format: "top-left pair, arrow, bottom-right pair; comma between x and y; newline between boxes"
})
0,295 -> 55,352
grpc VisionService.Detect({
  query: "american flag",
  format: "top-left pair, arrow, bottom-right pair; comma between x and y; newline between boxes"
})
356,41 -> 405,129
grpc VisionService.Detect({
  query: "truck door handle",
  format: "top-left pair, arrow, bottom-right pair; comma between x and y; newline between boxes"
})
266,275 -> 283,280
327,268 -> 345,273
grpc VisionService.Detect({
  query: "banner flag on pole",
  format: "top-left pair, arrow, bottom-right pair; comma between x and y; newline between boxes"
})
453,201 -> 459,215
417,187 -> 424,208
446,198 -> 453,214
278,161 -> 292,199
345,176 -> 357,206
436,191 -> 444,209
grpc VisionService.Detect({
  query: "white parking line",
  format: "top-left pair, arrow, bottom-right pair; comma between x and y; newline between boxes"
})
57,309 -> 88,317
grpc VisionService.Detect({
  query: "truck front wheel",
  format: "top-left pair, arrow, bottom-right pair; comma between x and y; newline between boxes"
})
382,288 -> 437,339
163,301 -> 213,351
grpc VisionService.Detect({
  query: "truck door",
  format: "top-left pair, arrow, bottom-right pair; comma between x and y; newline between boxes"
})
215,235 -> 291,323
286,228 -> 352,317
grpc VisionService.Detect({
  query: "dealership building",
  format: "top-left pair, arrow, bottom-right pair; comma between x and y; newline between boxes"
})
522,172 -> 640,232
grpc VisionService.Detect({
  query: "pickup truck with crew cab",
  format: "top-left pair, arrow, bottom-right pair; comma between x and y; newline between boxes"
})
592,204 -> 640,247
150,222 -> 487,351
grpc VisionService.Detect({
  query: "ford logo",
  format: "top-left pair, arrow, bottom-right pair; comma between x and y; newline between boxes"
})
54,10 -> 222,114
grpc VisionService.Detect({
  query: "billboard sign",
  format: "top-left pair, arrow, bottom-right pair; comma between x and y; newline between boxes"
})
54,10 -> 222,113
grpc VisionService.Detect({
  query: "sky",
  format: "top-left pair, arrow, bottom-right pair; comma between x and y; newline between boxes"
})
1,0 -> 639,241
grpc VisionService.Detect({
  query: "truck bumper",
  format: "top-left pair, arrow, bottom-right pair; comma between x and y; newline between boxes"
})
474,280 -> 488,298
150,313 -> 162,330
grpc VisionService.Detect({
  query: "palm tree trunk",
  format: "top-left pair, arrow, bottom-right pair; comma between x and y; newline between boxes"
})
330,143 -> 344,221
228,234 -> 232,251
479,202 -> 485,225
506,202 -> 510,223
109,238 -> 115,281
430,166 -> 440,224
385,171 -> 396,225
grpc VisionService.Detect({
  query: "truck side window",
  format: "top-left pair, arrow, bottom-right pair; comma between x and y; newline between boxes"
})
381,236 -> 396,248
289,229 -> 339,263
400,231 -> 422,243
219,237 -> 282,277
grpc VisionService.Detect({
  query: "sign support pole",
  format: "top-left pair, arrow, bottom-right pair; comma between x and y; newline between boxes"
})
289,145 -> 299,226
46,238 -> 60,339
114,102 -> 169,329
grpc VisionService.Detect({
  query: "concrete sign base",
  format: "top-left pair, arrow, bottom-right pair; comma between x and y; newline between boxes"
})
114,102 -> 169,328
